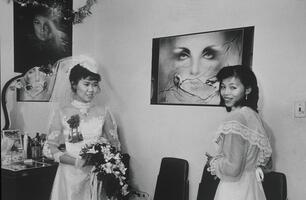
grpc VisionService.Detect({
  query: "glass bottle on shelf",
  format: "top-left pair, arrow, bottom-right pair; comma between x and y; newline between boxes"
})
31,133 -> 42,160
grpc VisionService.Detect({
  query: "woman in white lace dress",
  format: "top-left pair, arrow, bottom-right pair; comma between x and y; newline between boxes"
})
44,57 -> 121,200
207,65 -> 272,200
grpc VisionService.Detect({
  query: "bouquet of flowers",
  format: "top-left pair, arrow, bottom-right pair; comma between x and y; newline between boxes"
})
67,114 -> 83,143
79,139 -> 130,200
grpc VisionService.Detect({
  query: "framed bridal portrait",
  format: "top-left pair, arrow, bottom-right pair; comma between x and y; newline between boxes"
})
150,26 -> 254,106
13,1 -> 72,73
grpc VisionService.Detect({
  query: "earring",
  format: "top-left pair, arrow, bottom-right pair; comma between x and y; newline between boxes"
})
245,94 -> 248,101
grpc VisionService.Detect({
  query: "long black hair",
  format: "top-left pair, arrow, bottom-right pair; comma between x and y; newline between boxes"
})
69,64 -> 101,93
216,65 -> 259,112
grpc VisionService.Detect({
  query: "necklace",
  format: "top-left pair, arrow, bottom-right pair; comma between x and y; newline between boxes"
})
71,100 -> 91,116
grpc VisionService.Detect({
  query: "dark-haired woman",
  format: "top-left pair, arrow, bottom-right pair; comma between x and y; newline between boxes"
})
44,56 -> 121,200
207,65 -> 272,200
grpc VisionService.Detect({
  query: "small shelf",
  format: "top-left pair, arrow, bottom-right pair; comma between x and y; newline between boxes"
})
1,160 -> 58,200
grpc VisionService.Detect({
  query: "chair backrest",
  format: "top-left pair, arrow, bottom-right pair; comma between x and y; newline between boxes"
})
153,157 -> 189,200
196,164 -> 220,200
262,171 -> 287,200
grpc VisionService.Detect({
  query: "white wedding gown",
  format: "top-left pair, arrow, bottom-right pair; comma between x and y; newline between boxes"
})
210,106 -> 272,200
45,101 -> 121,200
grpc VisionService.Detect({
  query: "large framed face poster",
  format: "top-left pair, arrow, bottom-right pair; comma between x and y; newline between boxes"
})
14,1 -> 72,73
151,26 -> 254,106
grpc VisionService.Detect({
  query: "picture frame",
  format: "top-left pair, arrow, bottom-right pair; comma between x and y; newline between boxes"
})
13,1 -> 72,73
1,130 -> 24,165
2,130 -> 23,150
151,26 -> 254,106
15,64 -> 59,102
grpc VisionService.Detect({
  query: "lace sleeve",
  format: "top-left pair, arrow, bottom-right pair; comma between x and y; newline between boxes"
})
44,105 -> 65,161
102,107 -> 121,151
210,133 -> 248,181
214,120 -> 272,166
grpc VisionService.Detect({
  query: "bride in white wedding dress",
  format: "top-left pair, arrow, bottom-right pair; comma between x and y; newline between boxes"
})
44,56 -> 121,200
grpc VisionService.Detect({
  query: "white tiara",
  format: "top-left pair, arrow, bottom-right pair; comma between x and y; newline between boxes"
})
69,55 -> 99,74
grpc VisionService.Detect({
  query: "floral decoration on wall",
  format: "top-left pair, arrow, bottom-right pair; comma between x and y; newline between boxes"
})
7,0 -> 98,24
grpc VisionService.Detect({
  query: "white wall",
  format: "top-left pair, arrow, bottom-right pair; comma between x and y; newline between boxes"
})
1,0 -> 306,199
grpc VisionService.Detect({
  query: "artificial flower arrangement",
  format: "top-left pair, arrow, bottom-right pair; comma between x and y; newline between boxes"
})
67,114 -> 83,143
79,139 -> 130,200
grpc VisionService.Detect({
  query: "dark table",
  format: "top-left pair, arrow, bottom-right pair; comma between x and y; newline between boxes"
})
1,160 -> 58,200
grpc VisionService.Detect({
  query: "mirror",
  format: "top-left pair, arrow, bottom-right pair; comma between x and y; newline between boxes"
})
1,59 -> 66,136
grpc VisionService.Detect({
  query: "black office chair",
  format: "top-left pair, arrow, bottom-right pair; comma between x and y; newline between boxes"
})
153,157 -> 189,200
262,171 -> 287,200
196,164 -> 219,200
